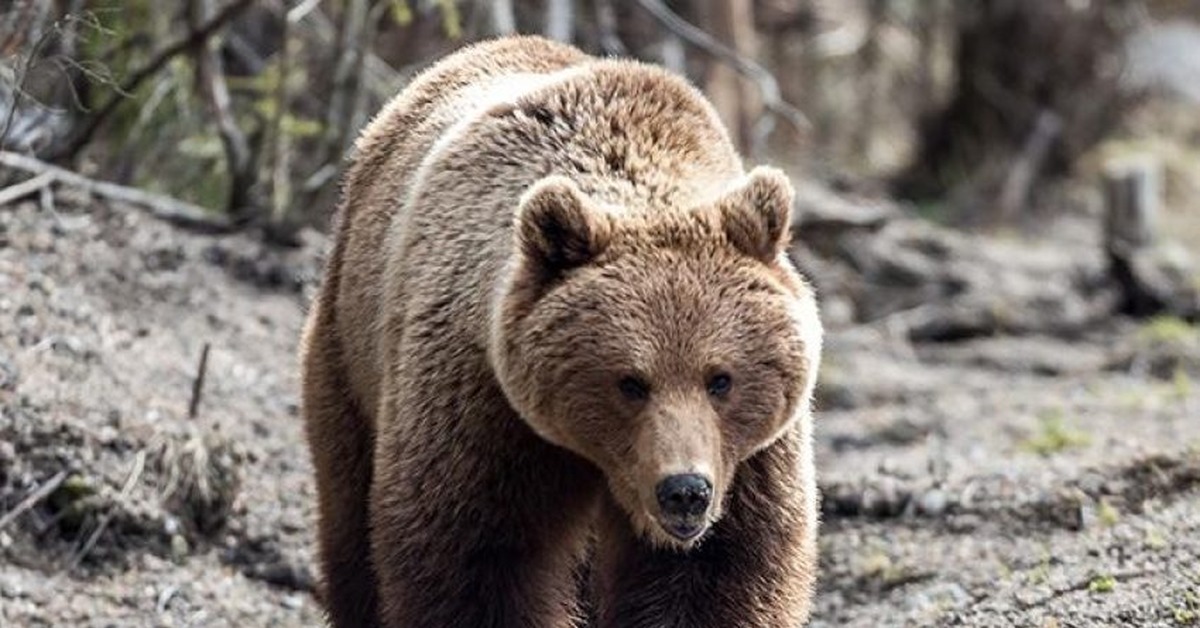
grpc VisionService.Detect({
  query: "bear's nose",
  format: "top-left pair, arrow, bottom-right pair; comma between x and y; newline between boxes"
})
656,474 -> 713,518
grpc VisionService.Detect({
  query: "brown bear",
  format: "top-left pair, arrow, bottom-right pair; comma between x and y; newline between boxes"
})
300,35 -> 823,628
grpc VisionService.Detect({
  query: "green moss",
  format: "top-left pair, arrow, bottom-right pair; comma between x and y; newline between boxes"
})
1145,527 -> 1168,550
1139,316 -> 1199,346
1097,499 -> 1120,527
1174,589 -> 1200,625
1171,368 -> 1193,400
1021,409 -> 1091,456
1088,574 -> 1116,594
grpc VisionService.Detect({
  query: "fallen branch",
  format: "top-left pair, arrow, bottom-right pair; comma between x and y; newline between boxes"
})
70,450 -> 146,570
0,170 -> 55,206
0,470 -> 69,532
0,150 -> 234,232
51,0 -> 254,162
634,0 -> 811,144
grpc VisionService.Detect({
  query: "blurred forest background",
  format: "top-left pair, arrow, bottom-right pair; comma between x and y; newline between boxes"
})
1,0 -> 1196,237
2,1 -> 1200,626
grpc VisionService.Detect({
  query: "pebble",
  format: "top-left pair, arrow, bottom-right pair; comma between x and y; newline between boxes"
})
0,357 -> 17,390
281,595 -> 303,610
917,488 -> 950,517
170,534 -> 190,563
0,573 -> 25,598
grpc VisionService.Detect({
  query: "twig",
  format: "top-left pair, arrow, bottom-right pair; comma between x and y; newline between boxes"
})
189,342 -> 211,420
51,0 -> 254,162
634,0 -> 811,142
0,171 -> 55,206
0,150 -> 234,232
70,450 -> 145,570
0,470 -> 69,532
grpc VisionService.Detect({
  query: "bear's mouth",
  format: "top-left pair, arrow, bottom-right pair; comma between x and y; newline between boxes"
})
659,518 -> 709,543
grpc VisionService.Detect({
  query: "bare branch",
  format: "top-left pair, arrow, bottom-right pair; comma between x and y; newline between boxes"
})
0,470 -> 68,532
0,150 -> 234,232
50,0 -> 254,162
1,11 -> 59,150
187,0 -> 256,222
286,0 -> 323,23
634,0 -> 811,144
998,110 -> 1063,223
70,450 -> 145,570
0,170 -> 54,206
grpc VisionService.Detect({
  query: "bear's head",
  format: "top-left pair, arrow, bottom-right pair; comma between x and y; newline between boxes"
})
490,166 -> 822,549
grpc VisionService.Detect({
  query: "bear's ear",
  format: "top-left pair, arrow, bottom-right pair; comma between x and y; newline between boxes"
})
716,166 -> 795,264
516,176 -> 611,277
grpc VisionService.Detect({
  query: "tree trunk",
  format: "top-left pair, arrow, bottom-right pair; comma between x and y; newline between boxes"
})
701,0 -> 761,156
893,0 -> 1136,223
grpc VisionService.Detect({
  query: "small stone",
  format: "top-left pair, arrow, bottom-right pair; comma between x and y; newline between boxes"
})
861,477 -> 908,518
96,425 -> 118,445
281,595 -> 303,609
170,534 -> 189,563
1,574 -> 25,598
918,489 -> 950,517
0,358 -> 17,391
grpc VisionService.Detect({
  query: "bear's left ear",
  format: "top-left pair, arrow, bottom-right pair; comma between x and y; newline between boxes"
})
716,166 -> 795,264
515,176 -> 611,278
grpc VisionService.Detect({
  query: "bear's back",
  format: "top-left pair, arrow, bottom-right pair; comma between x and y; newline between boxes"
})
332,36 -> 588,416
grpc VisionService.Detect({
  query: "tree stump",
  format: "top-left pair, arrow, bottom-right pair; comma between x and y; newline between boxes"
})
1103,156 -> 1167,316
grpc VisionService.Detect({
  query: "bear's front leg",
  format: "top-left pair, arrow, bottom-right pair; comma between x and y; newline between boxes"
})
368,390 -> 601,628
591,425 -> 818,628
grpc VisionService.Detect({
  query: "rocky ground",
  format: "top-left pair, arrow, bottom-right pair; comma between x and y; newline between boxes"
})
1,190 -> 1198,627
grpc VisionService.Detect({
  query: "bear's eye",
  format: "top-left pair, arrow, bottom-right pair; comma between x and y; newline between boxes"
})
617,376 -> 650,402
707,373 -> 733,398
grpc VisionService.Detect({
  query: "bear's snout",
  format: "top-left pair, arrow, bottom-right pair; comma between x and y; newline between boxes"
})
655,473 -> 713,540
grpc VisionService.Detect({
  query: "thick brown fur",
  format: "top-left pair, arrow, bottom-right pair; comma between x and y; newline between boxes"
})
300,35 -> 823,628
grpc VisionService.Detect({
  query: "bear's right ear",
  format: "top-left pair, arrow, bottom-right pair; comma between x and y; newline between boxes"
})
515,176 -> 611,277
